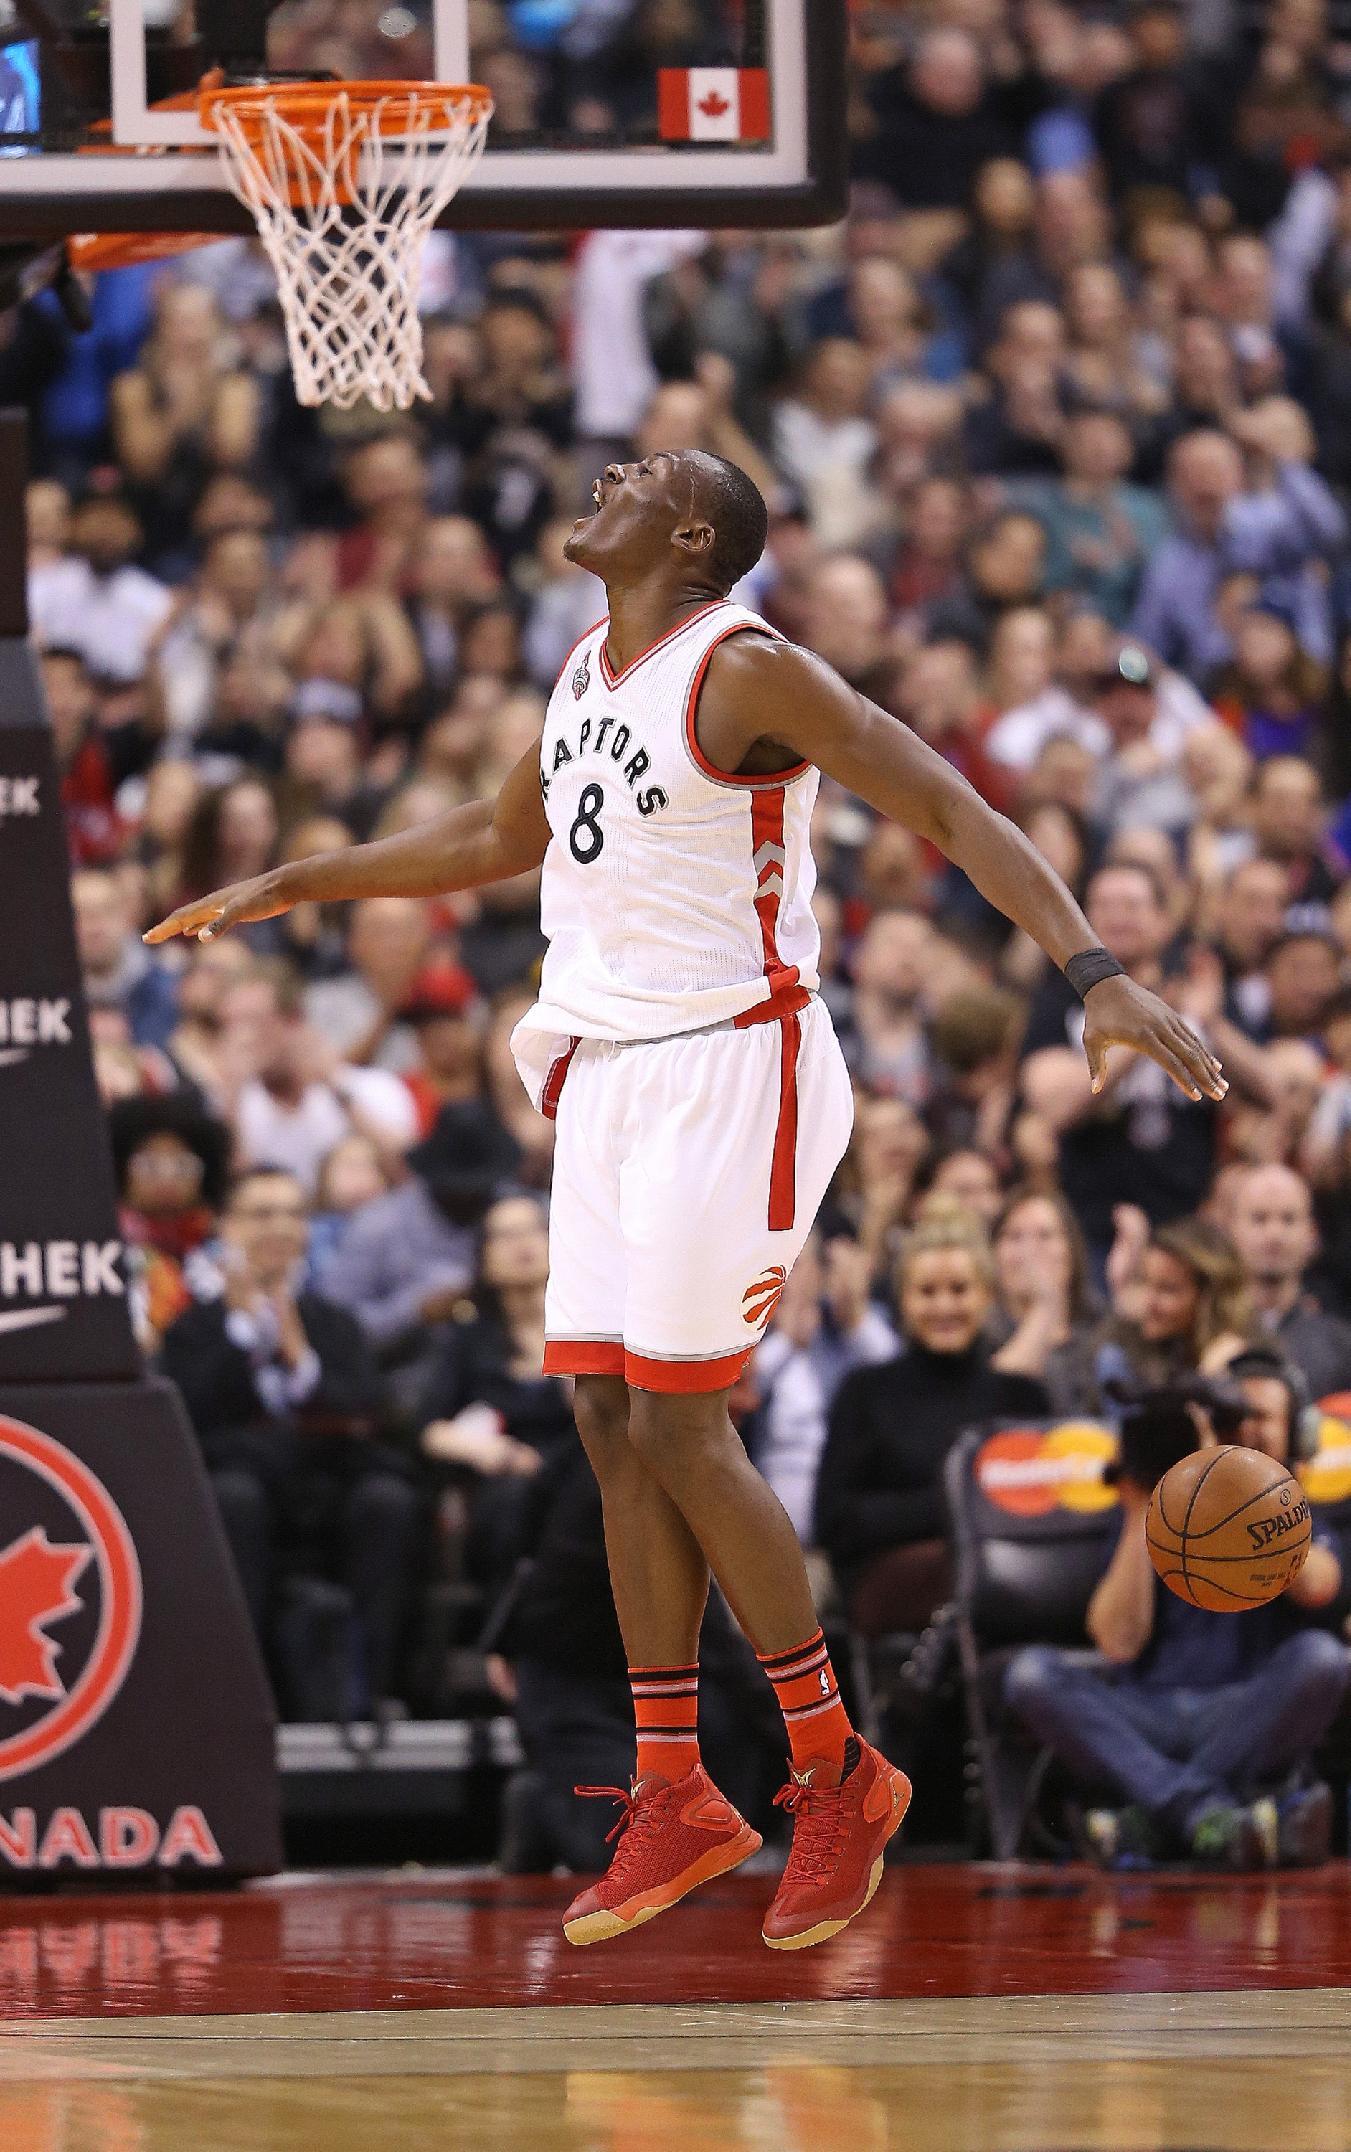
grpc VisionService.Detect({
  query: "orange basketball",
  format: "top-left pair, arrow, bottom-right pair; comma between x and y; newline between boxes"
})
1146,1444 -> 1312,1611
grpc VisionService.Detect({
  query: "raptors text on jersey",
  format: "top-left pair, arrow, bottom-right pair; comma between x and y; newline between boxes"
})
521,601 -> 822,1052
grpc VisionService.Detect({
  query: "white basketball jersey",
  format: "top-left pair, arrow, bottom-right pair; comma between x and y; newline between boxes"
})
523,600 -> 821,1046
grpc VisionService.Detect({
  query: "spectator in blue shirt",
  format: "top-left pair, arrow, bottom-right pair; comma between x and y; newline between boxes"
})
1133,413 -> 1347,679
1004,1368 -> 1347,1870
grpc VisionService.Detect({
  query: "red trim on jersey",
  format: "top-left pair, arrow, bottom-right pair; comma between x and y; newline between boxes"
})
683,624 -> 811,789
733,981 -> 811,1028
599,601 -> 727,689
540,1037 -> 580,1122
545,1338 -> 626,1377
768,1011 -> 802,1232
625,1345 -> 753,1393
555,617 -> 607,682
747,786 -> 803,1007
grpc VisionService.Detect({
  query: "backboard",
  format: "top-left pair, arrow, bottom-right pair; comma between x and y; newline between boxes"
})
0,0 -> 845,238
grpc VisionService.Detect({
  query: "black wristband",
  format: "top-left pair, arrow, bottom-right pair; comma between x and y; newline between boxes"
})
1064,947 -> 1126,1000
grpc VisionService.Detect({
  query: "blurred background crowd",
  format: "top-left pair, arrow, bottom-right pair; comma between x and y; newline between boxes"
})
12,0 -> 1351,1863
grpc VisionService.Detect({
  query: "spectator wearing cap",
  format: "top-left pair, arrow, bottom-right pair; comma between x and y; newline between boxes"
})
1132,417 -> 1347,681
1087,641 -> 1210,839
304,897 -> 432,1073
985,608 -> 1216,776
1229,1162 -> 1351,1397
398,964 -> 484,1140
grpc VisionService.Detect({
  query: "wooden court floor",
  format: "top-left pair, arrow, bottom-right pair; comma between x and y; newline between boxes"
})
2,1864 -> 1350,2150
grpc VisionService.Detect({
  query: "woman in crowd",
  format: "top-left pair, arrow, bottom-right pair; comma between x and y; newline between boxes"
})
814,1210 -> 1051,1638
308,1133 -> 394,1291
1046,1214 -> 1254,1415
991,1186 -> 1100,1381
418,1193 -> 572,1589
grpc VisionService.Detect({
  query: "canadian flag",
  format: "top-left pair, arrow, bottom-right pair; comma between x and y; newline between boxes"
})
657,68 -> 771,143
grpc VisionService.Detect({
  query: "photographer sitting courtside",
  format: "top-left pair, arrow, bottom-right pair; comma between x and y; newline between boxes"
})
1003,1370 -> 1347,1870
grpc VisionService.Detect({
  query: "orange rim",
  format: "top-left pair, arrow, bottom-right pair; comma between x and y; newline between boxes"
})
199,78 -> 493,154
67,230 -> 218,275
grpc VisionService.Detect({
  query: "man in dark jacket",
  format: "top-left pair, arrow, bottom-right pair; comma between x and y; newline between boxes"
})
160,1165 -> 422,1713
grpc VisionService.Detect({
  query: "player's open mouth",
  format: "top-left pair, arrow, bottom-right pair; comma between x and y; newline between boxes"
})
569,477 -> 611,532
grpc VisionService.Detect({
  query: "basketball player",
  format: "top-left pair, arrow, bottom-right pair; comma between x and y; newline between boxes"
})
148,453 -> 1227,1949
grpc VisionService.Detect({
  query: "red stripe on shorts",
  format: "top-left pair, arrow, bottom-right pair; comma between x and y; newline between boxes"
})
768,1011 -> 801,1233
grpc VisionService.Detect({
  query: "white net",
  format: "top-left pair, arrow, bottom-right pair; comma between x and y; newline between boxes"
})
203,85 -> 492,413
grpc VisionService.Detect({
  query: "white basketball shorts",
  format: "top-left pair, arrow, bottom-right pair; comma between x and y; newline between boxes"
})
540,998 -> 854,1393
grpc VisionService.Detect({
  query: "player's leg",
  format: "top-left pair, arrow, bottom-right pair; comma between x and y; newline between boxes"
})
573,1372 -> 710,1673
617,1001 -> 909,1946
544,1048 -> 761,1943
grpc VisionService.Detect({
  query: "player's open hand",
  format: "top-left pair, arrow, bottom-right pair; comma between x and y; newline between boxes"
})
143,869 -> 294,945
1082,975 -> 1228,1103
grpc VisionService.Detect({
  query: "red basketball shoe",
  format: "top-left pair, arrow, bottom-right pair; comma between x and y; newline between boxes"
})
562,1765 -> 763,1946
761,1737 -> 911,1950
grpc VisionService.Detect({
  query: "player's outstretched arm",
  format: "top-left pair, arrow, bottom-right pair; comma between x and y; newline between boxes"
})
144,739 -> 552,945
700,638 -> 1228,1105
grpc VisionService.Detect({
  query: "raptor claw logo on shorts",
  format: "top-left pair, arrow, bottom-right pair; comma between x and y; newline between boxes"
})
742,1264 -> 787,1330
571,650 -> 591,700
0,1416 -> 142,1783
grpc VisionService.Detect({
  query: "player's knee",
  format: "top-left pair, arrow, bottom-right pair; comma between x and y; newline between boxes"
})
626,1387 -> 735,1474
573,1375 -> 632,1474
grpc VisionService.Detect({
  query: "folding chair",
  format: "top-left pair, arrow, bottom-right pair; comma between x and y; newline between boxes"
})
944,1422 -> 1119,1858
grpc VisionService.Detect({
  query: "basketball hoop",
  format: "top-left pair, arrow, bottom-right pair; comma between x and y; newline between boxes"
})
198,79 -> 493,413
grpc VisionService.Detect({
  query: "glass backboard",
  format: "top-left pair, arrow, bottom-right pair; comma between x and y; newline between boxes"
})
0,0 -> 844,236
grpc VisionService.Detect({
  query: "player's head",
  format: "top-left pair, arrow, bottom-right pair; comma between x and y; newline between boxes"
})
564,449 -> 767,593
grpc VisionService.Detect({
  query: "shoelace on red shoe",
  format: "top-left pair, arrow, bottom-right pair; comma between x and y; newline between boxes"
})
773,1776 -> 850,1884
574,1781 -> 671,1857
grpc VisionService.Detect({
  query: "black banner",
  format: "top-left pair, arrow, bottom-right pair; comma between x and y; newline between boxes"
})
0,412 -> 279,1879
0,1379 -> 281,1877
0,704 -> 139,1385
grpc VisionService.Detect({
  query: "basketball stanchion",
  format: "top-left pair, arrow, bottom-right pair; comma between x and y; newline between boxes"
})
0,414 -> 280,1884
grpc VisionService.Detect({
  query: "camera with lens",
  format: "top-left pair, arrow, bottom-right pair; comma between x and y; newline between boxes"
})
1103,1373 -> 1249,1493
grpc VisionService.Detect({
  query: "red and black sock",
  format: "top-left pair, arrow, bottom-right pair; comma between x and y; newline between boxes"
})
759,1627 -> 853,1775
629,1663 -> 700,1782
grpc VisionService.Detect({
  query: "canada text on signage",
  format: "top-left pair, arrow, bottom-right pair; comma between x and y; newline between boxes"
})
0,1805 -> 223,1872
0,777 -> 39,818
0,998 -> 72,1069
0,1241 -> 124,1337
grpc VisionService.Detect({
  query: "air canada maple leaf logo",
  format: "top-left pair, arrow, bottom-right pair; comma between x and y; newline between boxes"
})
0,1416 -> 141,1781
0,1529 -> 90,1704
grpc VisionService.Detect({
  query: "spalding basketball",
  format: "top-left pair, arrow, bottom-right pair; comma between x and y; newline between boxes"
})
1146,1444 -> 1312,1611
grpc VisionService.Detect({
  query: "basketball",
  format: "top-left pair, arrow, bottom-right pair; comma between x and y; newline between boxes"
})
1146,1445 -> 1312,1611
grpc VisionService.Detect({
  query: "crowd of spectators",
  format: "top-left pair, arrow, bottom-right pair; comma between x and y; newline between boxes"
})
15,0 -> 1351,1862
